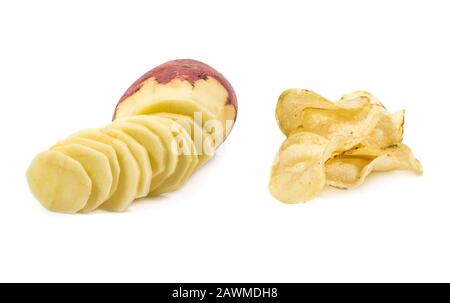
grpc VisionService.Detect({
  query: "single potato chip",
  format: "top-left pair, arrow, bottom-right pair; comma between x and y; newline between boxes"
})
299,100 -> 381,152
326,143 -> 422,189
340,91 -> 404,148
269,132 -> 335,203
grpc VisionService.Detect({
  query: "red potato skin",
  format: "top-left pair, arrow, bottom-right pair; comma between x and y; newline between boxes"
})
113,59 -> 237,119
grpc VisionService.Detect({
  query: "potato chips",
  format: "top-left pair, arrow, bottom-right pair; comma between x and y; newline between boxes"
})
270,89 -> 422,203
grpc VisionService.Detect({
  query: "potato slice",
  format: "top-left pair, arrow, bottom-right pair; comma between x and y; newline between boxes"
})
154,112 -> 209,169
326,143 -> 422,189
106,119 -> 166,191
119,115 -> 179,192
101,128 -> 151,198
73,129 -> 140,211
52,137 -> 120,201
53,144 -> 112,212
269,132 -> 334,203
26,150 -> 91,213
150,116 -> 197,195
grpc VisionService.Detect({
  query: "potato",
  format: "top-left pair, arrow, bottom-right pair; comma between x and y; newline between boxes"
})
119,115 -> 179,192
106,120 -> 165,191
154,112 -> 211,169
52,137 -> 120,202
26,150 -> 91,213
326,144 -> 422,189
101,128 -> 152,198
74,129 -> 140,212
150,116 -> 198,195
53,144 -> 112,212
113,59 -> 238,141
269,132 -> 334,203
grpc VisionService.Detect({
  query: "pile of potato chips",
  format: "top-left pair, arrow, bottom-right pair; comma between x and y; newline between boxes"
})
269,89 -> 422,203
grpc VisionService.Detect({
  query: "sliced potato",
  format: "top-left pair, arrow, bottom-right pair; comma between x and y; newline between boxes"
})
53,144 -> 112,212
269,132 -> 334,203
26,150 -> 91,213
326,143 -> 422,189
73,129 -> 140,211
150,116 -> 198,195
119,115 -> 178,192
52,136 -> 120,201
106,120 -> 165,191
154,112 -> 210,169
101,128 -> 152,198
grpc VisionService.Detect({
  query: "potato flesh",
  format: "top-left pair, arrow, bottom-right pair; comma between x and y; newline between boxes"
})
101,128 -> 152,198
52,137 -> 120,202
52,144 -> 112,212
74,129 -> 140,212
106,120 -> 165,191
150,116 -> 198,195
155,112 -> 213,169
26,150 -> 91,213
118,115 -> 178,192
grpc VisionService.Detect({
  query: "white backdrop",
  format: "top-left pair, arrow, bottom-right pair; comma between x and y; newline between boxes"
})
0,0 -> 448,282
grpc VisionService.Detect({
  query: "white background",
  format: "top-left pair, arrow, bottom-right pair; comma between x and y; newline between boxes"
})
0,0 -> 448,282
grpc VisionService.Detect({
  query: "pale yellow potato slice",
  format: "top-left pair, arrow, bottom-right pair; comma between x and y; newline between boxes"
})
150,116 -> 198,195
155,112 -> 212,169
101,128 -> 151,198
52,137 -> 120,201
118,115 -> 178,192
106,120 -> 165,191
53,144 -> 112,212
73,129 -> 140,212
26,150 -> 91,213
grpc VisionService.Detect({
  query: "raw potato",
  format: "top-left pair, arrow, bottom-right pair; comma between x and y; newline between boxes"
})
101,128 -> 152,198
52,137 -> 120,201
52,144 -> 112,212
155,112 -> 210,169
326,144 -> 422,189
269,132 -> 334,203
119,115 -> 179,192
107,120 -> 165,191
26,150 -> 91,213
150,116 -> 198,195
74,129 -> 140,211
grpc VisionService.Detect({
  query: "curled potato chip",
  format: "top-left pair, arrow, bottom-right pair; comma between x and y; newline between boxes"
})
269,132 -> 335,203
276,89 -> 347,136
299,100 -> 381,152
340,91 -> 405,148
326,143 -> 422,189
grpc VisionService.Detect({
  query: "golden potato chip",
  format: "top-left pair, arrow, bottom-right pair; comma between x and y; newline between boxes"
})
275,89 -> 354,136
326,143 -> 422,189
340,91 -> 404,148
299,101 -> 381,152
269,132 -> 335,203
